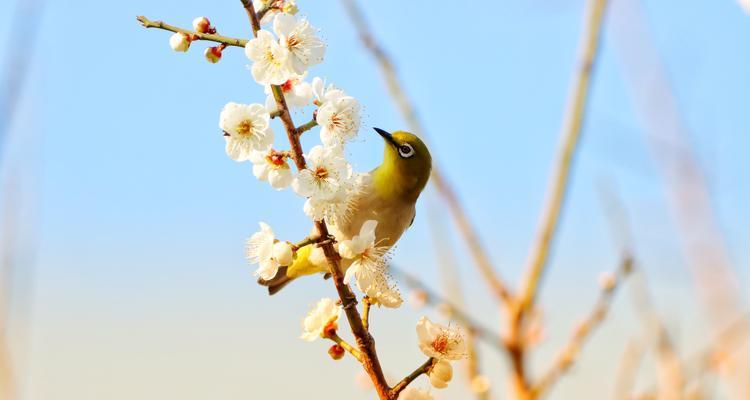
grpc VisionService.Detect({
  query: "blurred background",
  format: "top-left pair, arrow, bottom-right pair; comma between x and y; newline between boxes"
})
0,0 -> 748,399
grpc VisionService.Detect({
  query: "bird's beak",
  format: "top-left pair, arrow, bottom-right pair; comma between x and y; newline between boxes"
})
374,127 -> 398,147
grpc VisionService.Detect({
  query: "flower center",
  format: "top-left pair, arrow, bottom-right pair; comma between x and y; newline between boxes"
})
287,35 -> 300,49
314,166 -> 329,180
266,151 -> 287,168
236,120 -> 253,136
281,79 -> 294,92
431,334 -> 449,354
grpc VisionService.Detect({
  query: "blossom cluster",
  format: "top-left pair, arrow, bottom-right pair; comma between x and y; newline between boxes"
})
161,4 -> 468,398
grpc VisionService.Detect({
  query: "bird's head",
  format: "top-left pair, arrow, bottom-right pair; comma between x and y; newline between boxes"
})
372,128 -> 432,202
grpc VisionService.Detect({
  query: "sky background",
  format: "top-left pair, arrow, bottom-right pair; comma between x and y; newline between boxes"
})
1,0 -> 749,399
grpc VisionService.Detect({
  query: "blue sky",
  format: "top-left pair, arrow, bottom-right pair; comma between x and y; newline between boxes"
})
2,0 -> 749,399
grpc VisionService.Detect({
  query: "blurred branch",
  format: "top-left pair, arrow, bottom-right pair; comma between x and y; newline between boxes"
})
609,0 -> 742,332
136,16 -> 248,47
340,0 -> 513,305
598,183 -> 685,398
517,0 -> 609,314
393,267 -> 503,353
531,257 -> 632,398
613,338 -> 646,400
426,202 -> 491,400
507,0 -> 610,397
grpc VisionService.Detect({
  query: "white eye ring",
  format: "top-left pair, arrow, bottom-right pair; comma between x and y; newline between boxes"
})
398,143 -> 415,158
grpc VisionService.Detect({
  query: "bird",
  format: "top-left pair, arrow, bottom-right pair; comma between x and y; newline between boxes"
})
259,127 -> 432,295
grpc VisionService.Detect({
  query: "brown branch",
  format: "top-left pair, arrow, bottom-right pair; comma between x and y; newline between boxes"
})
295,119 -> 318,136
390,358 -> 435,398
136,16 -> 248,47
240,0 -> 261,36
328,333 -> 363,361
238,3 -> 393,398
340,0 -> 513,305
531,257 -> 632,397
362,296 -> 371,331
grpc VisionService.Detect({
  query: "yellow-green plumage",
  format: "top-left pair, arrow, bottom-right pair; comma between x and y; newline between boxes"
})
260,129 -> 432,294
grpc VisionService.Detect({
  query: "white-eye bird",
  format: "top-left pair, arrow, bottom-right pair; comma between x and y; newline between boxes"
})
259,128 -> 432,294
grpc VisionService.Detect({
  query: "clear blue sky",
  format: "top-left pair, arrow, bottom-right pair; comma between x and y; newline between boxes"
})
2,0 -> 749,399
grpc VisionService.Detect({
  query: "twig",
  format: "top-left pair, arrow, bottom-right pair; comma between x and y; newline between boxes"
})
598,184 -> 687,399
390,358 -> 435,398
531,256 -> 632,397
393,267 -> 504,352
239,0 -> 261,36
362,296 -> 371,331
340,0 -> 513,305
136,16 -> 248,47
328,332 -> 363,361
296,119 -> 318,136
613,338 -> 647,400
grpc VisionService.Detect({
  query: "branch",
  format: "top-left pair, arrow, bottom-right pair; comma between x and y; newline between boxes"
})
340,0 -> 513,304
531,256 -> 632,397
240,0 -> 261,35
237,2 -> 392,398
328,332 -> 363,361
390,358 -> 435,398
296,119 -> 318,136
136,16 -> 248,48
362,296 -> 371,331
517,0 -> 610,314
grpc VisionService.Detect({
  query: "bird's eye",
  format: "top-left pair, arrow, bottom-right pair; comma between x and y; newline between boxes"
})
398,143 -> 415,158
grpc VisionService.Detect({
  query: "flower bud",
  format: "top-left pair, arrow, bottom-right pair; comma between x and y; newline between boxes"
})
272,241 -> 293,265
598,272 -> 617,291
204,46 -> 223,64
428,359 -> 452,389
169,32 -> 191,52
328,344 -> 345,360
192,16 -> 215,34
409,289 -> 428,309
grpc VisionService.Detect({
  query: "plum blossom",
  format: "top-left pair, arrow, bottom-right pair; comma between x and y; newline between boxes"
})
301,298 -> 341,341
273,13 -> 325,74
265,73 -> 313,111
340,220 -> 402,308
245,30 -> 294,85
292,145 -> 348,201
246,222 -> 293,280
398,387 -> 433,400
219,102 -> 274,161
316,90 -> 361,146
249,148 -> 294,189
416,317 -> 468,361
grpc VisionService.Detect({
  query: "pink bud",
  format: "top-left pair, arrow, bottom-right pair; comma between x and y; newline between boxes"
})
204,45 -> 224,64
169,33 -> 191,52
192,17 -> 216,34
328,344 -> 345,360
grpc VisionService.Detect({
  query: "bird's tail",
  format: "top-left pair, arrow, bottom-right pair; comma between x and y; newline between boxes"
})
257,266 -> 295,295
